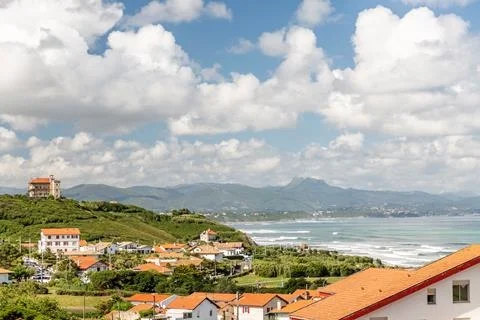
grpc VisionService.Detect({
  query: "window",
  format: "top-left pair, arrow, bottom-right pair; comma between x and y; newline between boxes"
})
209,310 -> 213,316
427,288 -> 436,305
242,306 -> 250,314
453,280 -> 470,303
183,312 -> 192,319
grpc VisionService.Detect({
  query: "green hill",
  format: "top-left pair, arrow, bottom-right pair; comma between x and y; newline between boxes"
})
0,195 -> 250,245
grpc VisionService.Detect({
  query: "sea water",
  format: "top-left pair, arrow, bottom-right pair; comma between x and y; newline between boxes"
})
229,216 -> 480,267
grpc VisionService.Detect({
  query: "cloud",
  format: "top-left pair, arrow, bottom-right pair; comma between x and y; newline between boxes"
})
227,38 -> 255,54
0,127 -> 19,151
324,6 -> 480,137
295,0 -> 334,27
401,0 -> 477,8
125,0 -> 231,26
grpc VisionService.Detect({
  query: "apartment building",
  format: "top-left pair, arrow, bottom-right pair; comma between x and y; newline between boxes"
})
291,244 -> 480,320
28,175 -> 61,199
38,228 -> 80,253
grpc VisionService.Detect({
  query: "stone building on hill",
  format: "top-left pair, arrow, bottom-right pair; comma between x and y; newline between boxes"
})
28,175 -> 61,199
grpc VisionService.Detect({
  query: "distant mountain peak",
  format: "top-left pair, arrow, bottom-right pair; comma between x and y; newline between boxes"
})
286,177 -> 328,188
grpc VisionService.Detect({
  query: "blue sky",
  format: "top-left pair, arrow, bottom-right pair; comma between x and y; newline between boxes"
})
2,0 -> 480,192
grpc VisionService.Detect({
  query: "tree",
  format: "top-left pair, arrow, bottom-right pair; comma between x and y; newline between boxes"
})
11,265 -> 35,282
283,278 -> 311,293
0,242 -> 22,269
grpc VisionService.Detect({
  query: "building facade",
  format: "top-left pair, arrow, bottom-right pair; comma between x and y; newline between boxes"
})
0,268 -> 12,284
28,175 -> 61,199
38,228 -> 80,253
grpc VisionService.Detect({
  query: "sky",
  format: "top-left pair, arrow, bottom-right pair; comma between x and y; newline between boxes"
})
1,0 -> 480,193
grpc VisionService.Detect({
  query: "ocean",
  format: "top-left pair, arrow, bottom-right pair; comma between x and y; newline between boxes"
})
229,216 -> 480,267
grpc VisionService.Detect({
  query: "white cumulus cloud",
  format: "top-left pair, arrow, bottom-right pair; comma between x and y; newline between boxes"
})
295,0 -> 334,27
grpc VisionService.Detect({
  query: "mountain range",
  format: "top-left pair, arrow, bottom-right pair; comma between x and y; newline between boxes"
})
4,178 -> 480,214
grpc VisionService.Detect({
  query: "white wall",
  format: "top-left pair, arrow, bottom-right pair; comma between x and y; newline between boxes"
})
0,273 -> 10,284
236,298 -> 286,320
38,233 -> 80,253
166,300 -> 218,320
361,264 -> 480,320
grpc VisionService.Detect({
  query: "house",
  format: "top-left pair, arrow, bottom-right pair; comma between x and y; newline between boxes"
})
200,229 -> 218,242
126,293 -> 176,307
28,175 -> 61,199
169,256 -> 204,268
213,242 -> 245,257
188,292 -> 237,320
70,256 -> 109,276
126,304 -> 165,319
80,241 -> 118,255
133,263 -> 173,275
154,243 -> 188,253
166,295 -> 219,320
291,244 -> 480,320
38,228 -> 80,253
0,268 -> 12,284
146,252 -> 186,265
267,299 -> 317,320
233,293 -> 288,320
191,245 -> 223,262
117,242 -> 152,254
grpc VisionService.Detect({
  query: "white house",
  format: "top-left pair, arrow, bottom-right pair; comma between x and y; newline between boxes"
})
213,242 -> 245,257
80,241 -> 118,255
200,229 -> 218,242
291,244 -> 480,320
233,293 -> 288,320
166,295 -> 219,320
38,228 -> 80,253
69,256 -> 109,281
0,268 -> 12,284
268,300 -> 316,320
116,242 -> 152,254
191,245 -> 223,262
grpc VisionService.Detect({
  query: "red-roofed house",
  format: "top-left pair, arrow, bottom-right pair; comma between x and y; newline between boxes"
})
38,228 -> 80,253
233,293 -> 287,320
166,295 -> 219,320
291,244 -> 480,320
268,299 -> 317,320
28,175 -> 61,199
69,256 -> 108,276
191,245 -> 223,262
200,229 -> 218,242
133,263 -> 173,275
213,242 -> 245,257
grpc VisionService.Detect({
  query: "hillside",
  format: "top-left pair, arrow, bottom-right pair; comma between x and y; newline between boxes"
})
0,195 -> 249,244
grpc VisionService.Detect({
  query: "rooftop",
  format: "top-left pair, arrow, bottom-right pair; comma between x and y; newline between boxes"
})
189,292 -> 237,303
237,293 -> 286,307
134,263 -> 172,274
167,295 -> 217,310
126,293 -> 172,303
292,244 -> 480,320
270,299 -> 317,314
41,228 -> 80,235
69,256 -> 102,270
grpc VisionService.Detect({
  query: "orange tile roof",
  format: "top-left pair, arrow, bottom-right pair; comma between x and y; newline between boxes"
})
70,256 -> 103,270
128,304 -> 162,313
167,295 -> 218,310
204,229 -> 217,235
79,240 -> 88,247
148,252 -> 185,259
292,244 -> 480,320
134,263 -> 172,274
189,292 -> 237,303
170,257 -> 203,267
41,228 -> 80,235
270,299 -> 317,314
278,294 -> 298,303
237,293 -> 286,307
192,245 -> 221,255
0,268 -> 12,274
213,242 -> 243,249
126,293 -> 172,303
30,177 -> 51,184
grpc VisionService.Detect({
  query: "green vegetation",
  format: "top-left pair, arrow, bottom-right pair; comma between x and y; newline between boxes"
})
0,195 -> 249,244
251,247 -> 381,279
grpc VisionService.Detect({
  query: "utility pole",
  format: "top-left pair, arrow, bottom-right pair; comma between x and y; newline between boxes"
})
83,284 -> 86,320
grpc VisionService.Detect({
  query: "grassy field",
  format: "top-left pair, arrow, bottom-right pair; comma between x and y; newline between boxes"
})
234,273 -> 344,288
38,293 -> 110,312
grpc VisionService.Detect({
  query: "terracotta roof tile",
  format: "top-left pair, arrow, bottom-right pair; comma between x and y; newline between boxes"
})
30,177 -> 51,184
69,256 -> 103,270
134,263 -> 172,274
237,293 -> 286,307
292,244 -> 480,320
0,268 -> 12,274
213,242 -> 243,249
128,304 -> 162,313
189,292 -> 237,303
126,293 -> 172,303
41,228 -> 80,235
270,299 -> 317,314
167,295 -> 217,310
192,245 -> 221,255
